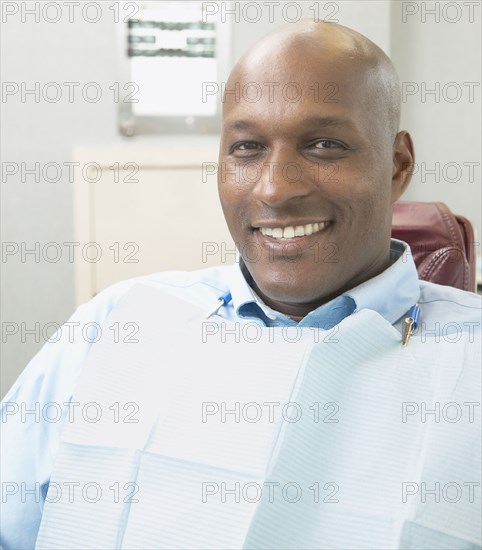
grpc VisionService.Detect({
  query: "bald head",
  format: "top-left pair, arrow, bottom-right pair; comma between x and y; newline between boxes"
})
217,20 -> 414,317
225,20 -> 401,141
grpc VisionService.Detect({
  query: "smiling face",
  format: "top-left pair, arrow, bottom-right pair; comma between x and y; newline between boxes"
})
218,23 -> 414,319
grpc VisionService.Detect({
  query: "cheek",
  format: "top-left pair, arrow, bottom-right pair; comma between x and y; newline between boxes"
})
331,172 -> 393,237
218,183 -> 251,238
359,184 -> 393,238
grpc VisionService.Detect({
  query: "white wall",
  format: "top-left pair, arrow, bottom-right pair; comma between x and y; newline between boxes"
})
390,0 -> 481,237
1,1 -> 480,398
1,7 -> 118,397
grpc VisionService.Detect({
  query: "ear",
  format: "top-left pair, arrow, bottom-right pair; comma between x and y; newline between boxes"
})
391,130 -> 415,202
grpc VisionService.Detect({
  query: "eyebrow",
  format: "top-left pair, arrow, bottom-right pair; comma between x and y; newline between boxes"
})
225,116 -> 355,131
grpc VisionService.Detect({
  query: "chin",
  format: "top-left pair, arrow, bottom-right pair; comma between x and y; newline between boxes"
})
252,271 -> 330,305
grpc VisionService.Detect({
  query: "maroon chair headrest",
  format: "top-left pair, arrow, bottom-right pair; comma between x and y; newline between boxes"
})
392,201 -> 476,292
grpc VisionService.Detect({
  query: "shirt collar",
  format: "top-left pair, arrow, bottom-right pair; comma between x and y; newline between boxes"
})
227,239 -> 420,328
228,256 -> 278,323
343,239 -> 420,325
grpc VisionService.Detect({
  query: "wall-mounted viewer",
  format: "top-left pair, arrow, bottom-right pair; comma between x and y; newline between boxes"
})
116,0 -> 231,136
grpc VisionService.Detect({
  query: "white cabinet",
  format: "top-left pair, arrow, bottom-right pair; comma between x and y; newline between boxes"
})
73,136 -> 234,304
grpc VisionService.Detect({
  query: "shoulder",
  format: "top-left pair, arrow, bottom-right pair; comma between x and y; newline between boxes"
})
419,281 -> 481,315
1,265 -> 234,405
87,264 -> 234,318
418,281 -> 481,342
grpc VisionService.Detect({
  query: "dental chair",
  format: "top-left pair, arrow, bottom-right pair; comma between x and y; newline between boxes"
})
392,201 -> 477,292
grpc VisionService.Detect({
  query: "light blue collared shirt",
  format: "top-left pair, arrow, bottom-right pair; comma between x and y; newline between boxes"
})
227,239 -> 420,329
1,239 -> 480,549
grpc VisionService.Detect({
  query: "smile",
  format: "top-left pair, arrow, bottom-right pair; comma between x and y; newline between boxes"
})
255,222 -> 330,240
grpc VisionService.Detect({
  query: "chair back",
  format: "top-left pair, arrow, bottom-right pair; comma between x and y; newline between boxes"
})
392,201 -> 476,292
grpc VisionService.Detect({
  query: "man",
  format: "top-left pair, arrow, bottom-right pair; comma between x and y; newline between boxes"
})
1,21 -> 480,549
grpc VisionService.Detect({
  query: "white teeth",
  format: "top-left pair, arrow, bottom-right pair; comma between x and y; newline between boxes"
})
283,226 -> 295,239
259,222 -> 328,240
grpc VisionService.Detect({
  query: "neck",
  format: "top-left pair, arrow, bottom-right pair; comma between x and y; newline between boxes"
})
243,251 -> 393,321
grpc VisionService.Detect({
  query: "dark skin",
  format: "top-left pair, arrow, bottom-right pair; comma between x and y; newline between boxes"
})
218,21 -> 415,322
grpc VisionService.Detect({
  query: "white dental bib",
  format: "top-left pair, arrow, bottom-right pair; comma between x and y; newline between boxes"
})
36,284 -> 481,549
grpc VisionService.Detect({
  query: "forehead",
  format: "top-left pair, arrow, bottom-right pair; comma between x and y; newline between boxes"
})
222,47 -> 374,133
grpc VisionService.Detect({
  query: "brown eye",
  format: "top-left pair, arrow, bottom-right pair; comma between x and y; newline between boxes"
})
314,140 -> 344,149
230,141 -> 265,157
235,142 -> 261,150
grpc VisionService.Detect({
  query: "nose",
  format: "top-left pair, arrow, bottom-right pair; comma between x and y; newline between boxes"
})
251,146 -> 312,208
